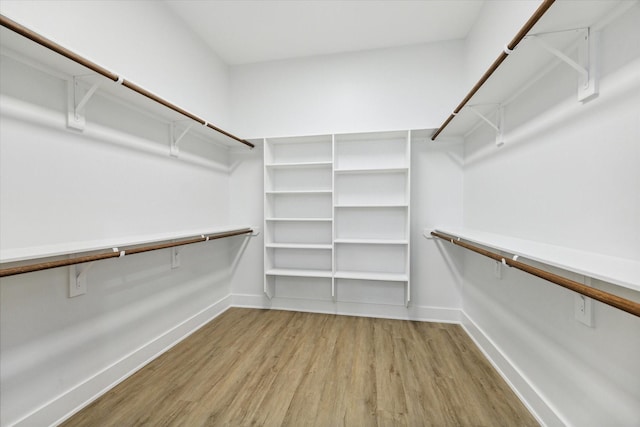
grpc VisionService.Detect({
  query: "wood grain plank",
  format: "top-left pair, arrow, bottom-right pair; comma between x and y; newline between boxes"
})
62,308 -> 539,427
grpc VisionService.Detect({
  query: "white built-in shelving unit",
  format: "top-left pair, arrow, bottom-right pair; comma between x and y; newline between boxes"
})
264,131 -> 411,306
263,135 -> 334,298
334,131 -> 411,305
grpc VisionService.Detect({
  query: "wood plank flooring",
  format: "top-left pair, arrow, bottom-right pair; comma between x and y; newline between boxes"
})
62,308 -> 539,426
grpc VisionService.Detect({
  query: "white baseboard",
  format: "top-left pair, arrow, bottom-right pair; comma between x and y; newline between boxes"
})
231,293 -> 461,323
231,292 -> 271,309
13,294 -> 233,427
460,311 -> 565,427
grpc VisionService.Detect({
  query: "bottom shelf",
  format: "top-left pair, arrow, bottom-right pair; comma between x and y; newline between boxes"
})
334,270 -> 408,282
265,270 -> 410,306
265,268 -> 333,278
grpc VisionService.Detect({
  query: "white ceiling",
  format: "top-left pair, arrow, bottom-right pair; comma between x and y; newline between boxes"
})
164,1 -> 485,65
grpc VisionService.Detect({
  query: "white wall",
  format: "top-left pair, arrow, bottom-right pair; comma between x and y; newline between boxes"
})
410,138 -> 464,313
229,41 -> 466,138
464,1 -> 542,88
0,2 -> 242,426
228,141 -> 268,308
459,4 -> 640,426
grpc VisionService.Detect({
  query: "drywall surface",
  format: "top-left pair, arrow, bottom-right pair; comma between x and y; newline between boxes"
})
0,0 -> 230,126
229,41 -> 466,138
411,138 -> 464,311
464,1 -> 541,89
460,6 -> 640,426
0,2 -> 239,425
228,141 -> 269,307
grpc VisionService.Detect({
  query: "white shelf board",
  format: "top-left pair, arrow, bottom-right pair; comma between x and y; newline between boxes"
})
265,161 -> 332,169
334,167 -> 408,174
265,135 -> 332,145
334,130 -> 408,142
265,218 -> 333,222
266,243 -> 332,250
266,190 -> 332,195
437,1 -> 627,139
265,268 -> 333,278
0,225 -> 253,263
335,204 -> 408,209
0,26 -> 246,149
435,228 -> 640,292
334,271 -> 408,282
334,239 -> 408,245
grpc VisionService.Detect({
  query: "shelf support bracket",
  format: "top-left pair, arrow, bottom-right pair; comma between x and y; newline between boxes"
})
170,121 -> 195,157
67,77 -> 101,131
465,104 -> 505,147
69,261 -> 95,297
527,29 -> 598,102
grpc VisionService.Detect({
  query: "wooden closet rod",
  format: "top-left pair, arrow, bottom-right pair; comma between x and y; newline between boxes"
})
431,0 -> 556,141
0,228 -> 253,278
431,231 -> 640,318
0,14 -> 254,149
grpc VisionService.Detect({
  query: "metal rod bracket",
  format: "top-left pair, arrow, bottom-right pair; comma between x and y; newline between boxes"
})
527,28 -> 598,102
69,261 -> 95,297
465,104 -> 505,147
170,121 -> 195,157
67,77 -> 101,131
171,247 -> 181,269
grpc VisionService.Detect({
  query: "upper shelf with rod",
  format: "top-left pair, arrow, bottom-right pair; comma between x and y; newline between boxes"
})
429,229 -> 640,318
0,14 -> 254,150
0,226 -> 254,274
431,0 -> 632,143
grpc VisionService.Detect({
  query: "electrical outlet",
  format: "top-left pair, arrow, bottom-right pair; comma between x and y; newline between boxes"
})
574,294 -> 594,327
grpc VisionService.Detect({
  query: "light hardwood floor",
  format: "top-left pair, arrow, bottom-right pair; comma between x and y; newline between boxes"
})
62,308 -> 539,426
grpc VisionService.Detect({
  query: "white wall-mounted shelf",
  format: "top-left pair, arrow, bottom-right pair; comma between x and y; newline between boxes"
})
334,167 -> 409,174
266,190 -> 332,195
334,239 -> 408,245
335,204 -> 408,208
433,1 -> 628,141
266,268 -> 333,278
265,243 -> 333,250
435,228 -> 640,293
265,218 -> 333,222
334,271 -> 409,282
265,161 -> 332,169
0,18 -> 252,150
0,225 -> 253,264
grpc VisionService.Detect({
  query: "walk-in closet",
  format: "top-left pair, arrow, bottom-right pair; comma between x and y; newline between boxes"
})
1,1 -> 638,426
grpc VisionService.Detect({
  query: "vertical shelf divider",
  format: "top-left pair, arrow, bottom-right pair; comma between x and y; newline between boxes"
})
331,134 -> 338,302
263,135 -> 334,300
